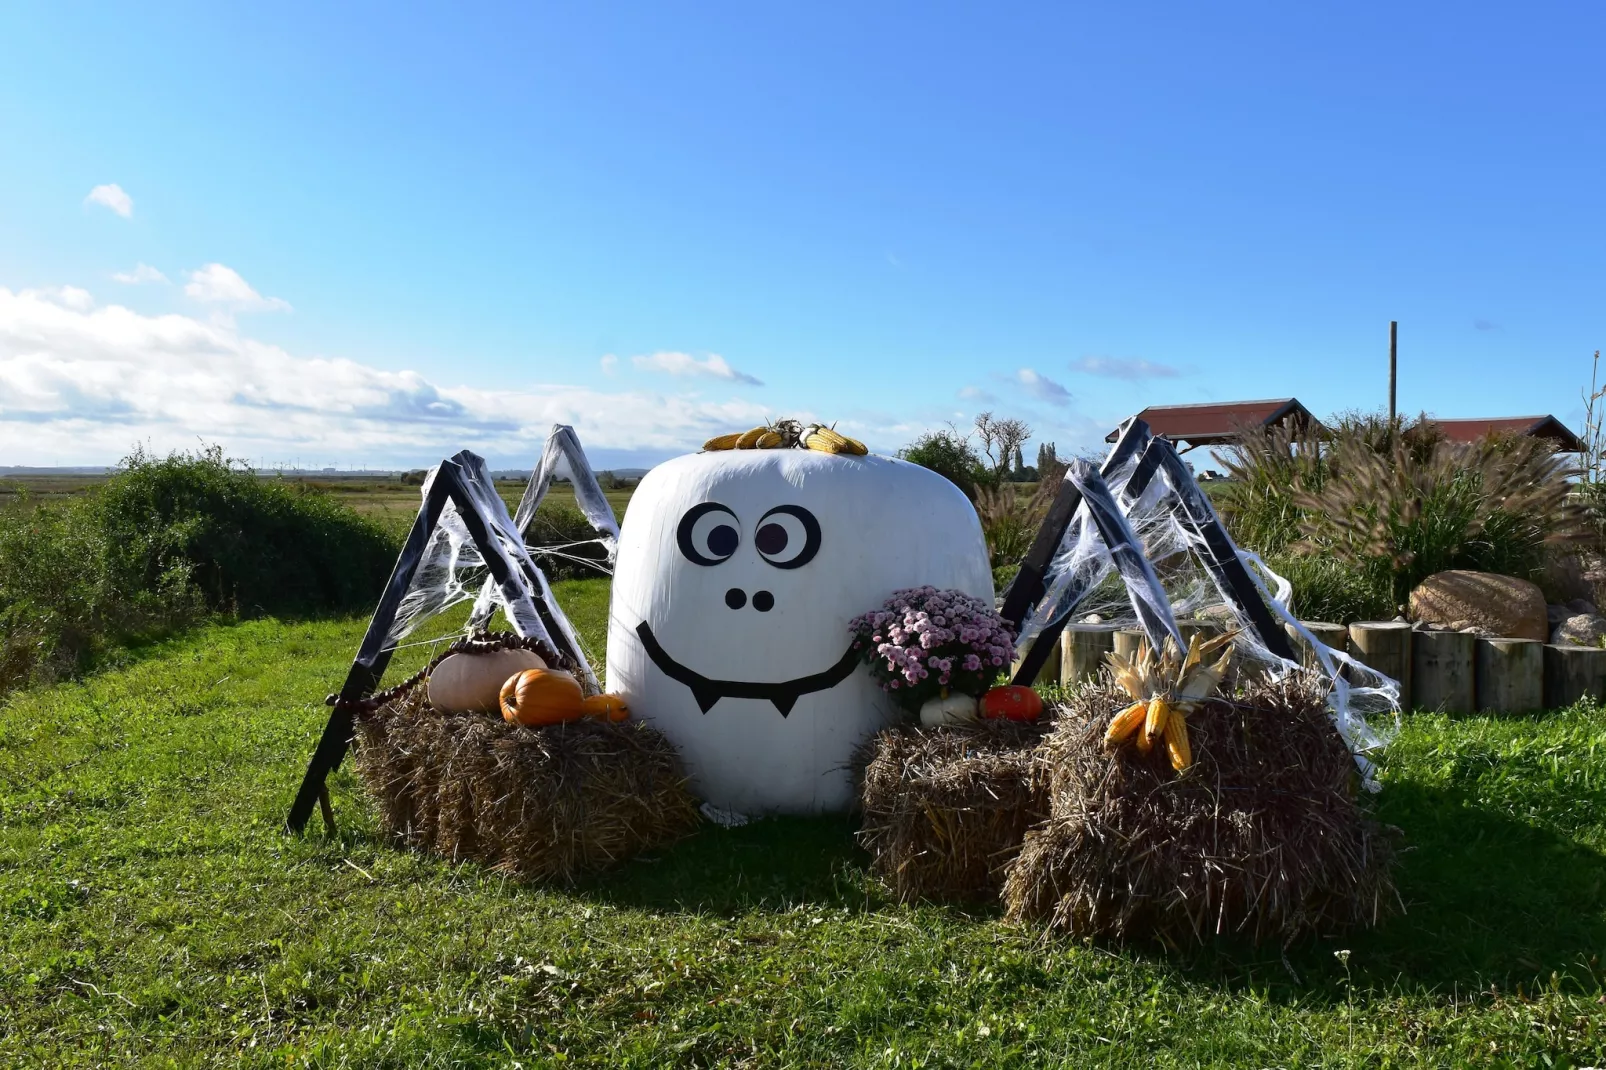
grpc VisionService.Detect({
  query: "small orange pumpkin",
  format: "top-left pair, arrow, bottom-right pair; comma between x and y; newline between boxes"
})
581,693 -> 631,722
500,669 -> 586,726
980,684 -> 1044,722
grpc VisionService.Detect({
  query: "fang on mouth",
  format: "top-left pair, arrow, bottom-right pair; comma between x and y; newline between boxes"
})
635,621 -> 859,717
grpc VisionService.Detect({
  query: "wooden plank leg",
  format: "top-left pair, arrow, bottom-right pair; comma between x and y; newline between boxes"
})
318,782 -> 337,838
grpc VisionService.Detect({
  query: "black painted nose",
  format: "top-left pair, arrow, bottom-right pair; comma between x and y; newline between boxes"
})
725,588 -> 775,611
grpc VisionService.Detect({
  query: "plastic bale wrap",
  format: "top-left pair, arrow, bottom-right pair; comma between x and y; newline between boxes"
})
1004,671 -> 1400,946
605,449 -> 993,815
353,686 -> 700,883
857,719 -> 1052,903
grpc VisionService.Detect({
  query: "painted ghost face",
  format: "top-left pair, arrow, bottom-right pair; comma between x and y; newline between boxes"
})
606,450 -> 992,814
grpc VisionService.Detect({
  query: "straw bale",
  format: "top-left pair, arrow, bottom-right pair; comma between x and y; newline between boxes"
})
858,719 -> 1052,903
1005,671 -> 1399,946
353,686 -> 700,883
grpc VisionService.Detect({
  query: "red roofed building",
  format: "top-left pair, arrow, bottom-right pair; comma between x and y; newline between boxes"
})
1430,416 -> 1583,452
1105,401 -> 1583,453
1105,398 -> 1320,451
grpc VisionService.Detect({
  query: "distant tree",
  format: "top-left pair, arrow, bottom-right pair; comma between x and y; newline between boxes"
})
598,470 -> 629,490
973,412 -> 1033,477
1036,442 -> 1058,471
900,429 -> 987,499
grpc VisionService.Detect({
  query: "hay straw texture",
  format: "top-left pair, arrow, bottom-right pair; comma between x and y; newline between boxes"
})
858,720 -> 1051,903
354,686 -> 700,883
1004,672 -> 1400,946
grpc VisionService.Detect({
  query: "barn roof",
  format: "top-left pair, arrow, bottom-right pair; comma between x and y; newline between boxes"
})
1431,415 -> 1584,452
1104,398 -> 1319,447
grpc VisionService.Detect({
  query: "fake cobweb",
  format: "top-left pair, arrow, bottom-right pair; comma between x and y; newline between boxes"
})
1016,436 -> 1399,790
382,426 -> 619,689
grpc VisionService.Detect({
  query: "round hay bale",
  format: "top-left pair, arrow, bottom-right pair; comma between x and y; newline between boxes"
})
353,686 -> 701,883
857,718 -> 1052,903
1005,672 -> 1399,946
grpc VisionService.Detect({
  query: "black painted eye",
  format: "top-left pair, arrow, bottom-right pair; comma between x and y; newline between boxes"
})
755,505 -> 820,569
677,503 -> 740,566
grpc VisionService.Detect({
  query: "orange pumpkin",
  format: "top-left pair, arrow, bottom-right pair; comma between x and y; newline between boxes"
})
500,669 -> 586,726
980,684 -> 1044,722
581,693 -> 631,722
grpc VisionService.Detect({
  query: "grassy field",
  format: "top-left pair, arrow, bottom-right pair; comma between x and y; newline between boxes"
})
0,473 -> 638,539
3,576 -> 1605,1067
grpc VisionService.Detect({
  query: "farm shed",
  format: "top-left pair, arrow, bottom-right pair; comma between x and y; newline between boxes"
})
1429,415 -> 1584,452
1102,398 -> 1320,452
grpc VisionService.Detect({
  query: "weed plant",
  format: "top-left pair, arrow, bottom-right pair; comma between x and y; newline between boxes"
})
1218,413 -> 1589,618
0,447 -> 397,693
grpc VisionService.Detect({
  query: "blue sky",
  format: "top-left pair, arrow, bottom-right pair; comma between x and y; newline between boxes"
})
1,2 -> 1602,470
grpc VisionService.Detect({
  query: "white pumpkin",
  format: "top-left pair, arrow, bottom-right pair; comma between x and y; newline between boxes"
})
426,648 -> 548,713
605,448 -> 992,814
919,692 -> 980,727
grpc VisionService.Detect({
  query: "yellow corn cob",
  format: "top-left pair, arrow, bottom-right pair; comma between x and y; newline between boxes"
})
735,426 -> 768,449
1164,708 -> 1193,772
803,430 -> 845,454
755,430 -> 784,448
703,432 -> 743,451
804,425 -> 868,456
1143,696 -> 1170,746
1103,701 -> 1147,748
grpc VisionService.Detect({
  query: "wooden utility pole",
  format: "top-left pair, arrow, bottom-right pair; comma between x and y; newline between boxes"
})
1388,320 -> 1398,427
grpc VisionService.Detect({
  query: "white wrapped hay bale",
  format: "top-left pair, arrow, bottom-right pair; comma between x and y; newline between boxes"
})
606,449 -> 992,814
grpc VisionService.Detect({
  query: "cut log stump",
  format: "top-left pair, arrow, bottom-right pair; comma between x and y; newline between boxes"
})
1542,644 -> 1606,710
1348,622 -> 1413,709
1113,629 -> 1146,663
1475,638 -> 1543,714
1012,635 -> 1061,686
1412,630 -> 1474,714
1060,625 -> 1117,687
1285,621 -> 1348,667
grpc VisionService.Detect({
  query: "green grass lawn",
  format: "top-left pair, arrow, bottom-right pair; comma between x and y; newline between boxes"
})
4,577 -> 1606,1066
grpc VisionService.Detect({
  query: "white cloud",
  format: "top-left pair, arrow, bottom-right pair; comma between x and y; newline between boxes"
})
0,285 -> 772,467
184,263 -> 291,313
1016,367 -> 1072,406
1070,355 -> 1182,381
632,351 -> 763,386
112,263 -> 168,285
957,385 -> 996,403
24,286 -> 96,312
84,184 -> 133,218
599,353 -> 619,376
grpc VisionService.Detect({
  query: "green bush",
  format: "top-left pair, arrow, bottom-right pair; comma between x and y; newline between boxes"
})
1264,553 -> 1394,624
0,447 -> 398,692
1219,412 -> 1590,614
900,430 -> 989,500
0,494 -> 202,692
98,447 -> 397,616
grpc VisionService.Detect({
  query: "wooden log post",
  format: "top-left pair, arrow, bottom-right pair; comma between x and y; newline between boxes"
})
1176,619 -> 1223,651
1012,633 -> 1062,686
1475,638 -> 1543,714
1284,621 -> 1348,667
1060,625 -> 1117,687
1411,630 -> 1474,714
1542,644 -> 1606,710
1348,622 -> 1413,708
1113,629 -> 1147,663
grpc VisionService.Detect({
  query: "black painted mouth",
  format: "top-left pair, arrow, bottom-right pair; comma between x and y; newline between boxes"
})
635,621 -> 860,716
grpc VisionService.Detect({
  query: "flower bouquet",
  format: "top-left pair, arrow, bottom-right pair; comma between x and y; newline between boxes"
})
849,586 -> 1017,717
